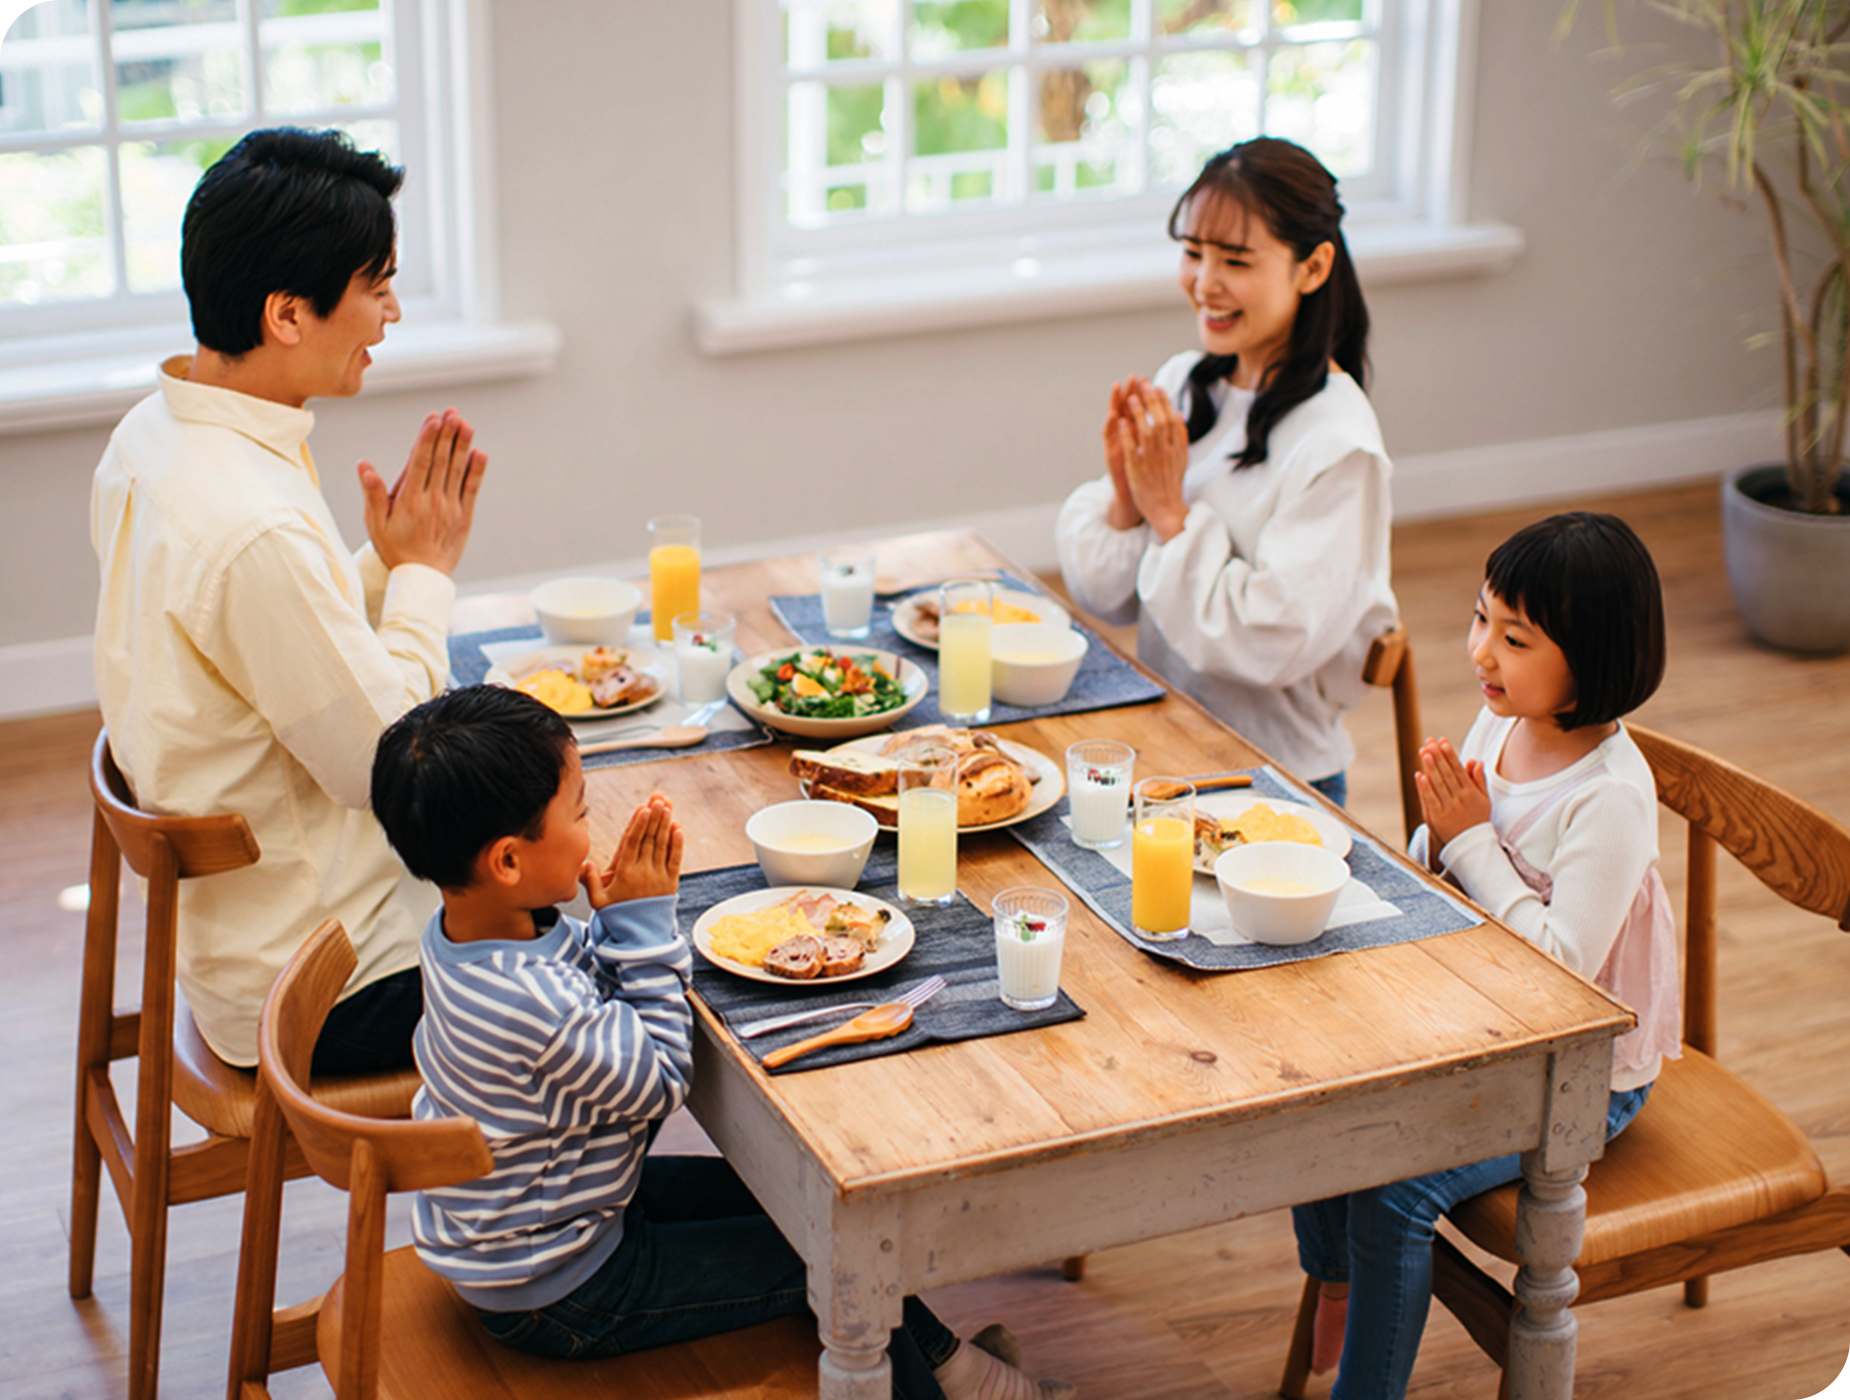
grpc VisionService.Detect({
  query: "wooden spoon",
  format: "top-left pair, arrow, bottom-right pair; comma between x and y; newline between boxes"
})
760,1001 -> 916,1070
577,725 -> 708,756
1142,773 -> 1254,801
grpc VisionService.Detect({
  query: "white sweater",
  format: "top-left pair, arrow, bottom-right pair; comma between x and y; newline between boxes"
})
1055,353 -> 1397,780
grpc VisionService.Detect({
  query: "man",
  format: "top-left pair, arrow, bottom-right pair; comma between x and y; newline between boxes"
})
90,127 -> 486,1072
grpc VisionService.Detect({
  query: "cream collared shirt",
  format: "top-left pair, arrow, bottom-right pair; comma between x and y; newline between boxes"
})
90,357 -> 451,1065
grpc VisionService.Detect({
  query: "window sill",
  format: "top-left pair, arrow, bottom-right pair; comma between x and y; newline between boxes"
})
696,219 -> 1524,357
0,318 -> 563,437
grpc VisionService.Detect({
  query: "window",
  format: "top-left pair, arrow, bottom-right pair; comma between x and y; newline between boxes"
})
705,0 -> 1518,352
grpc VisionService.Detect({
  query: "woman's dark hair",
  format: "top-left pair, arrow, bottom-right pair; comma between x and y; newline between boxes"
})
181,127 -> 403,356
371,686 -> 576,891
1485,512 -> 1667,730
1166,136 -> 1369,470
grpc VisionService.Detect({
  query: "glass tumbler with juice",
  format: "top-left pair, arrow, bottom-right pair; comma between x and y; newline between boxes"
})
896,743 -> 959,906
937,578 -> 993,724
992,887 -> 1069,1011
648,515 -> 701,643
1132,778 -> 1195,941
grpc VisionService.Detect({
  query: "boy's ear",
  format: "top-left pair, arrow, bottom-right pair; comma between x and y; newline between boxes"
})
261,290 -> 308,348
475,834 -> 524,890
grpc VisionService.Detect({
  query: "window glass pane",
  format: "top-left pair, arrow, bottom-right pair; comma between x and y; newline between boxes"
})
782,0 -> 899,66
1035,60 -> 1131,197
1274,0 -> 1363,25
909,1 -> 1009,61
1156,0 -> 1254,37
910,70 -> 1008,210
120,137 -> 231,293
111,0 -> 247,125
260,0 -> 393,115
1265,40 -> 1373,176
0,0 -> 102,135
1150,48 -> 1257,187
1033,0 -> 1130,45
0,147 -> 112,305
786,81 -> 890,226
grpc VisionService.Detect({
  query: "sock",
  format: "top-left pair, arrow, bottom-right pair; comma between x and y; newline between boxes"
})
972,1322 -> 1025,1369
934,1338 -> 1078,1400
1311,1289 -> 1348,1376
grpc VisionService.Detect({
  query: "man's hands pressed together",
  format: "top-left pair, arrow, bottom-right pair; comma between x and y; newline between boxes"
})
359,407 -> 487,575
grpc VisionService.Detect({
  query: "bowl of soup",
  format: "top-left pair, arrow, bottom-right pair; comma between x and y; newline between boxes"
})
1213,841 -> 1350,945
990,623 -> 1088,708
745,800 -> 880,888
530,576 -> 641,646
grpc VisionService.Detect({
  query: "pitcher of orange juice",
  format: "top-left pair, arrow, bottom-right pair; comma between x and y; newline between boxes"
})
648,516 -> 701,642
1131,777 -> 1194,941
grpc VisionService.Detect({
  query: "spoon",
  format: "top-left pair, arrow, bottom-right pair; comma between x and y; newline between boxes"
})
577,725 -> 708,756
760,1001 -> 917,1070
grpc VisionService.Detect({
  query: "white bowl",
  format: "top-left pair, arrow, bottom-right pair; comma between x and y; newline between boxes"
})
990,623 -> 1089,707
1213,841 -> 1351,945
726,646 -> 929,740
529,576 -> 641,646
745,800 -> 879,888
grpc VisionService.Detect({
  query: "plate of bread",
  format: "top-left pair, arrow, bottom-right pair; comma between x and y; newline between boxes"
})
789,724 -> 1064,832
891,588 -> 1071,650
1191,793 -> 1352,875
486,645 -> 668,721
692,887 -> 915,984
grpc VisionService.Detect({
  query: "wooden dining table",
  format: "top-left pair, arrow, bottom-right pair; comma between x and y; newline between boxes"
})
455,528 -> 1631,1400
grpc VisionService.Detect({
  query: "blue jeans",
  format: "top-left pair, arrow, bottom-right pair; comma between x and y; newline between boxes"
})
1291,1084 -> 1652,1400
1309,771 -> 1348,807
475,1155 -> 957,1399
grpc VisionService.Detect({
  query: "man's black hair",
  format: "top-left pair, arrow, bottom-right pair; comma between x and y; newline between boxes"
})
181,127 -> 403,356
371,686 -> 575,891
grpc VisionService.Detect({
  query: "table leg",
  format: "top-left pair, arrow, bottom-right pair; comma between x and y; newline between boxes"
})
809,1212 -> 906,1400
1507,1151 -> 1587,1400
819,1335 -> 893,1400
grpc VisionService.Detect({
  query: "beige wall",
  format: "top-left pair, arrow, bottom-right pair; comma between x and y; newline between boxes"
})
0,1 -> 1782,652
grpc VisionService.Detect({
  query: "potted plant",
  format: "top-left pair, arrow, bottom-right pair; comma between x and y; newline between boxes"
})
1571,0 -> 1850,652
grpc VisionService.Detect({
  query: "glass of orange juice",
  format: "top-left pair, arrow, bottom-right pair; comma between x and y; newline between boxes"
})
1131,777 -> 1195,941
647,515 -> 701,642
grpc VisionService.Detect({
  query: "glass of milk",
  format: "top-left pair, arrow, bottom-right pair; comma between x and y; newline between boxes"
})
1064,740 -> 1135,850
993,887 -> 1070,1011
819,544 -> 878,640
672,611 -> 734,704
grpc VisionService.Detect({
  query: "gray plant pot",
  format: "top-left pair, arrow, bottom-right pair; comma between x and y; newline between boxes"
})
1720,463 -> 1850,654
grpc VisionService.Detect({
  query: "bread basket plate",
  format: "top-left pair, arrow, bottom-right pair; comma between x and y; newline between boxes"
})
891,588 -> 1071,651
1191,792 -> 1353,875
804,733 -> 1065,834
725,646 -> 929,740
691,887 -> 915,985
485,646 -> 669,723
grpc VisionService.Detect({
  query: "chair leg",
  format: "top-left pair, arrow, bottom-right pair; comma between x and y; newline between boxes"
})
1279,1274 -> 1319,1399
1684,1274 -> 1709,1308
69,1076 -> 103,1299
227,1083 -> 291,1400
1060,1255 -> 1086,1281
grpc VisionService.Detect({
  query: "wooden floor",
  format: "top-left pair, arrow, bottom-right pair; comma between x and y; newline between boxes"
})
2,480 -> 1846,1399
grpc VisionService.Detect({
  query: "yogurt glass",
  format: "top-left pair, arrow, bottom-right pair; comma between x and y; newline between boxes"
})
819,544 -> 878,640
1065,740 -> 1135,849
993,887 -> 1069,1011
672,611 -> 734,704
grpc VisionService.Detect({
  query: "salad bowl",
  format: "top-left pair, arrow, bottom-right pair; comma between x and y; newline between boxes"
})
726,645 -> 928,739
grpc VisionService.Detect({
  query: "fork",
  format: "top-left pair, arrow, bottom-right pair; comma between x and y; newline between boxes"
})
735,974 -> 946,1040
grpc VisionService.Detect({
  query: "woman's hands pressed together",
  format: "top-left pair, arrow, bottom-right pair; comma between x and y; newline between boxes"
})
1416,737 -> 1491,856
1102,376 -> 1190,541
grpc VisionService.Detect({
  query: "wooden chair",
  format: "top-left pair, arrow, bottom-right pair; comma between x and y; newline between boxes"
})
1278,723 -> 1850,1398
230,917 -> 821,1399
1361,626 -> 1424,846
69,731 -> 420,1400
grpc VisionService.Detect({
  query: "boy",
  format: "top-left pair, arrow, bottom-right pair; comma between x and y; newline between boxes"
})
370,685 -> 1074,1400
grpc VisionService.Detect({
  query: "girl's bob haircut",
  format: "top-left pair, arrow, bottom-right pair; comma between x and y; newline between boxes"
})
1484,512 -> 1666,731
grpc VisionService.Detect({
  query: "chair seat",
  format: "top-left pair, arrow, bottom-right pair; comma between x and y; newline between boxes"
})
318,1247 -> 821,1398
172,1001 -> 421,1139
1449,1048 -> 1827,1266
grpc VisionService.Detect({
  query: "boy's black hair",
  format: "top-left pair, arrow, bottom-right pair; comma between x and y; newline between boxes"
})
371,686 -> 576,892
181,127 -> 403,356
1485,512 -> 1667,731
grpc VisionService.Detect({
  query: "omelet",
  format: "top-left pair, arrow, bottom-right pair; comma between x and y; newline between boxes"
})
1224,802 -> 1322,846
516,668 -> 594,714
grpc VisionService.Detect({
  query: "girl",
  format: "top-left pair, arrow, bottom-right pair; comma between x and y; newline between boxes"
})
1293,511 -> 1682,1400
1055,136 -> 1397,805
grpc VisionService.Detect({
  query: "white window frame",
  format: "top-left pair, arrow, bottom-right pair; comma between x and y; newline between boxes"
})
699,0 -> 1520,354
0,0 -> 558,435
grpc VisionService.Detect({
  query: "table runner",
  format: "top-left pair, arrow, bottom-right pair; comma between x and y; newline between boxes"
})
767,573 -> 1166,730
449,623 -> 772,771
1007,766 -> 1480,971
684,844 -> 1084,1074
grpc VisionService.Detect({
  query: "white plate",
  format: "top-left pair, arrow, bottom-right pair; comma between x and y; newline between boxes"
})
726,646 -> 929,740
804,732 -> 1066,834
1191,792 -> 1353,873
485,646 -> 669,722
691,886 -> 915,985
891,588 -> 1071,651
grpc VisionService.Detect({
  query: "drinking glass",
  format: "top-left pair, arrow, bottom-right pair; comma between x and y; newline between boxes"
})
937,577 -> 993,724
896,742 -> 959,906
647,515 -> 701,643
992,887 -> 1069,1011
819,544 -> 877,640
1065,740 -> 1135,849
672,611 -> 734,704
1132,777 -> 1195,941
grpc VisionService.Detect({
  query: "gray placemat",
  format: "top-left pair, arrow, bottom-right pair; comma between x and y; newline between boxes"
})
449,624 -> 773,770
767,573 -> 1166,729
683,844 -> 1084,1074
1007,766 -> 1480,970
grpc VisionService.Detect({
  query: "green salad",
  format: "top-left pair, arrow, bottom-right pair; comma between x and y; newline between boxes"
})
747,649 -> 908,719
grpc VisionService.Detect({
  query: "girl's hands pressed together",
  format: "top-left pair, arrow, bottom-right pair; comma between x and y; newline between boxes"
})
1416,737 -> 1490,854
1101,377 -> 1146,531
1115,379 -> 1191,541
583,793 -> 683,909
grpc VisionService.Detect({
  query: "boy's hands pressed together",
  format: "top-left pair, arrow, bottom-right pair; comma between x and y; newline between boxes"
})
582,793 -> 683,910
1416,737 -> 1490,855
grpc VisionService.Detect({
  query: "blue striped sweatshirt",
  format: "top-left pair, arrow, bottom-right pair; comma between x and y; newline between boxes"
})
410,895 -> 693,1310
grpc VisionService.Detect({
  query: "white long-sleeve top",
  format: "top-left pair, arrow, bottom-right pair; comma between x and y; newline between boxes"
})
90,358 -> 451,1065
1055,352 -> 1397,780
412,897 -> 694,1310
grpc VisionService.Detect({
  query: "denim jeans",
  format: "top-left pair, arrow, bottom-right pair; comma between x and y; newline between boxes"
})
475,1155 -> 958,1399
311,965 -> 423,1075
1308,771 -> 1348,808
1291,1083 -> 1652,1400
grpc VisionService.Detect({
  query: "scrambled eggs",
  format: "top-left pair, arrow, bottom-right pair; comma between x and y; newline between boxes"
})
706,905 -> 817,967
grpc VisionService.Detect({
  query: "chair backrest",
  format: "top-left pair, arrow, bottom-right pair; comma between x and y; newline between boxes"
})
91,733 -> 261,882
1361,627 -> 1424,844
